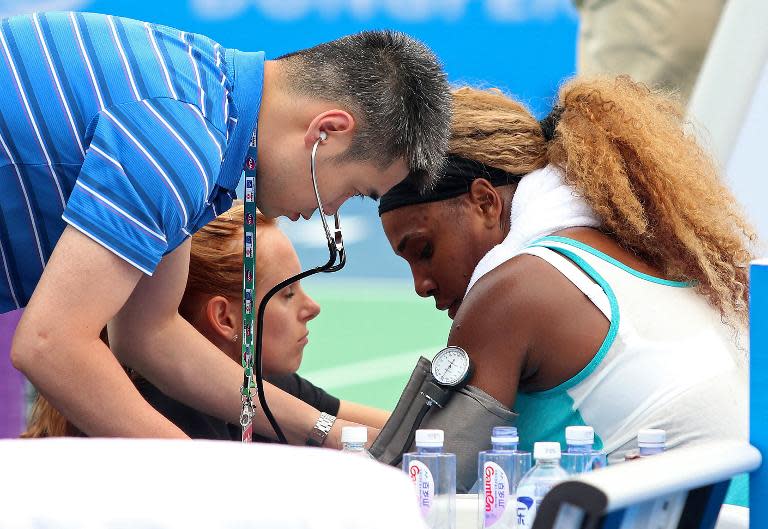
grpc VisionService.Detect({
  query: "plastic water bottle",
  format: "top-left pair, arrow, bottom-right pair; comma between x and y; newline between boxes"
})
561,426 -> 607,474
477,426 -> 532,528
515,442 -> 569,529
402,429 -> 456,529
625,428 -> 666,461
340,426 -> 375,459
638,428 -> 666,457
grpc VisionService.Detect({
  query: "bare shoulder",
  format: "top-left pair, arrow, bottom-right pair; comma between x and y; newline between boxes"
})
454,252 -> 572,322
446,254 -> 553,406
449,248 -> 611,395
447,253 -> 565,371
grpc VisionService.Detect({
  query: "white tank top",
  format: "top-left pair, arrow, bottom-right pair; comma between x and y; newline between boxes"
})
468,235 -> 748,465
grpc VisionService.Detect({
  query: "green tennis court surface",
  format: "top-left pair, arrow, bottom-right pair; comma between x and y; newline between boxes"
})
296,279 -> 452,410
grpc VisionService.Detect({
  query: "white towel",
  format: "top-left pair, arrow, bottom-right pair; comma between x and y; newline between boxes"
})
466,164 -> 601,293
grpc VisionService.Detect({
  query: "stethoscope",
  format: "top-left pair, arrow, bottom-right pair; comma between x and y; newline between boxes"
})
252,132 -> 346,443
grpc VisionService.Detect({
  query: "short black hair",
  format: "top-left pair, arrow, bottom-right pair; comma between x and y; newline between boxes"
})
276,30 -> 451,189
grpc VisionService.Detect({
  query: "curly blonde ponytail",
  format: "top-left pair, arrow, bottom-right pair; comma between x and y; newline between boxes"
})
450,77 -> 755,324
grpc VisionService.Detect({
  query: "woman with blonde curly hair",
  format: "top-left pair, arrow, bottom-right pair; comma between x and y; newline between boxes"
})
24,204 -> 389,440
379,76 -> 751,504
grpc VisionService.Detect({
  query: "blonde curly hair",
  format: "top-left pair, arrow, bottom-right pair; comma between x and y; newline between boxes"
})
451,76 -> 755,324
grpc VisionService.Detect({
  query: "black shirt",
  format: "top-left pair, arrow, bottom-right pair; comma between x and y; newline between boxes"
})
135,374 -> 340,442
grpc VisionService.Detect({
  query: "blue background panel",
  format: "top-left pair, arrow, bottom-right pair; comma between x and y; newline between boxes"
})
750,261 -> 767,527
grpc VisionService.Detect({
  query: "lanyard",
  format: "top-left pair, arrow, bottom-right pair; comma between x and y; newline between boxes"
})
237,135 -> 347,444
239,136 -> 258,443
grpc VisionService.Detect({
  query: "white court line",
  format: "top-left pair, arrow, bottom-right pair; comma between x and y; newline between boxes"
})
299,347 -> 441,391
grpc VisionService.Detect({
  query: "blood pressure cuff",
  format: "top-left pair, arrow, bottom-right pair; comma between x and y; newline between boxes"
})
369,356 -> 437,465
369,357 -> 518,493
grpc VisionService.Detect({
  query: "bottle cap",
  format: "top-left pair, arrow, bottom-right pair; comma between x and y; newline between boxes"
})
415,429 -> 444,448
491,426 -> 519,444
637,428 -> 666,448
533,442 -> 562,460
565,426 -> 595,445
341,426 -> 368,444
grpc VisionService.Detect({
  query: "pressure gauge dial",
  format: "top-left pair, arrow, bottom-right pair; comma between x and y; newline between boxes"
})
431,346 -> 472,387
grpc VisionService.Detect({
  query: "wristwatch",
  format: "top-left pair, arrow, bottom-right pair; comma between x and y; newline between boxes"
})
306,412 -> 337,447
431,346 -> 473,388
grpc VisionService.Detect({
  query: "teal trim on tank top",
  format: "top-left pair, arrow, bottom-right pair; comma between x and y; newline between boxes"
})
724,473 -> 749,507
514,393 -> 605,454
521,241 -> 620,396
531,236 -> 694,288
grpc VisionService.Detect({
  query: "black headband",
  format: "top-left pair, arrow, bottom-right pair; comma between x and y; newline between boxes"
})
378,154 -> 523,216
378,106 -> 562,216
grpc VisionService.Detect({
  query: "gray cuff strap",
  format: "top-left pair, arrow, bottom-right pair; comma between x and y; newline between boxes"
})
369,357 -> 518,494
369,356 -> 433,465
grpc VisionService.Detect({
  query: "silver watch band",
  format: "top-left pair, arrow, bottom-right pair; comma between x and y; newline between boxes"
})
306,412 -> 336,447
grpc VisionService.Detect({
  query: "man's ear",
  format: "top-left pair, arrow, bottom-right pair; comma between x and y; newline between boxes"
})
303,109 -> 355,148
204,295 -> 239,340
467,178 -> 503,229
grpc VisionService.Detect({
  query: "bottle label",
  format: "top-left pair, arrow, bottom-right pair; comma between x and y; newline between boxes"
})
408,460 -> 434,518
482,462 -> 509,527
516,485 -> 537,529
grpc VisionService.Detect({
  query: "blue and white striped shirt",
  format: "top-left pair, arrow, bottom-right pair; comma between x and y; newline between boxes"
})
0,12 -> 264,313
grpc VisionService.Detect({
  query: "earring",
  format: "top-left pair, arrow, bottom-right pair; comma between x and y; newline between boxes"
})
232,334 -> 239,342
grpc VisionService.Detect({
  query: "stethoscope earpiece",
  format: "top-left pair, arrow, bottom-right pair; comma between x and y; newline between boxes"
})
319,131 -> 327,141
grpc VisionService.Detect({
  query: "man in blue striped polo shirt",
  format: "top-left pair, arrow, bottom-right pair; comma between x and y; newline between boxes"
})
3,12 -> 451,441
